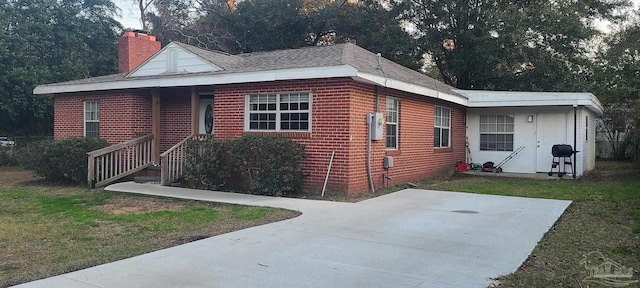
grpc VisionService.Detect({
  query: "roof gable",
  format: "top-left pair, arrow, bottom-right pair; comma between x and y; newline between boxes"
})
128,42 -> 230,77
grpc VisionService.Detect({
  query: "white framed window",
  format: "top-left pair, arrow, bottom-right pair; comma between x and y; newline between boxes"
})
386,97 -> 399,149
480,115 -> 514,151
245,92 -> 311,131
434,107 -> 451,148
84,101 -> 100,138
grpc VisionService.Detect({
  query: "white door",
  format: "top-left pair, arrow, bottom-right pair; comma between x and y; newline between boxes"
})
199,96 -> 214,134
536,113 -> 567,172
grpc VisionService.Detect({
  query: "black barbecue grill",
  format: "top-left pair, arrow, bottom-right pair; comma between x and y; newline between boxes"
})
548,144 -> 577,178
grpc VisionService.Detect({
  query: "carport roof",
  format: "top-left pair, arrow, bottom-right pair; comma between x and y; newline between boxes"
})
454,90 -> 604,115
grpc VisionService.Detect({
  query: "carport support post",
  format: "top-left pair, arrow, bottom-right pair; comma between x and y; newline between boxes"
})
573,105 -> 577,179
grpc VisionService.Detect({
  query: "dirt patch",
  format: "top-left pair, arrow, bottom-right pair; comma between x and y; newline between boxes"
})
92,197 -> 185,215
0,170 -> 37,189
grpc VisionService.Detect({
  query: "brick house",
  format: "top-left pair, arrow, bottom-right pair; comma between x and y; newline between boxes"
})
34,31 -> 468,194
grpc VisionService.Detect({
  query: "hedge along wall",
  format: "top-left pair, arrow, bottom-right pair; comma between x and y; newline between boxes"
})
184,136 -> 305,197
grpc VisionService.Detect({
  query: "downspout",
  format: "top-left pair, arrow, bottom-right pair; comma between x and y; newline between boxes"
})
367,114 -> 375,193
366,56 -> 383,193
573,105 -> 577,179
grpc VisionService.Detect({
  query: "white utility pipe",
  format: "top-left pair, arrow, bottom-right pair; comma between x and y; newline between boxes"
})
321,151 -> 335,198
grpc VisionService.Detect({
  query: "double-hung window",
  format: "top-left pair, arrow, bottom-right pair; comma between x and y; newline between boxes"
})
246,92 -> 311,131
84,101 -> 100,138
386,97 -> 399,149
479,115 -> 514,151
434,107 -> 451,148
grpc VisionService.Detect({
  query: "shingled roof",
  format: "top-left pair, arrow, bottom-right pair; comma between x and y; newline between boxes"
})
34,42 -> 466,105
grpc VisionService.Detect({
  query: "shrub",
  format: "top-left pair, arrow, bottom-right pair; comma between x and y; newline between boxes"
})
184,136 -> 306,197
0,146 -> 16,166
184,138 -> 231,190
20,138 -> 109,185
230,136 -> 305,196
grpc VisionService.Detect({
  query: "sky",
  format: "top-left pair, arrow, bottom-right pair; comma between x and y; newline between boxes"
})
113,0 -> 640,32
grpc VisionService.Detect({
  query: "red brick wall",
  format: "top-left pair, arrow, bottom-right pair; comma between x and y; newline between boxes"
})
213,78 -> 465,195
53,78 -> 465,195
213,78 -> 353,193
346,83 -> 466,194
53,90 -> 152,144
159,88 -> 192,151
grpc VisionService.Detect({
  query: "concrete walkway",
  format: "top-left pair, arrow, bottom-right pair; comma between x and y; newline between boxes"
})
14,183 -> 572,288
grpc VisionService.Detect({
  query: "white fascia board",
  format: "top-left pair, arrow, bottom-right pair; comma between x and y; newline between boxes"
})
33,65 -> 359,95
355,72 -> 468,106
456,90 -> 604,115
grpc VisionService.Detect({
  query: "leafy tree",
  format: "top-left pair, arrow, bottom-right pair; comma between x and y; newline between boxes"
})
395,0 -> 629,90
0,0 -> 121,136
332,0 -> 422,70
593,22 -> 640,160
145,0 -> 421,68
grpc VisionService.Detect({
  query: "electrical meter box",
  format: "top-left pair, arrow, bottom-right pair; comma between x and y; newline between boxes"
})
383,156 -> 394,168
370,112 -> 384,140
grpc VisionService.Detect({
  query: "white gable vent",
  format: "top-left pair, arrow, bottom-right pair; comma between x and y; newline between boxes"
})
167,48 -> 178,73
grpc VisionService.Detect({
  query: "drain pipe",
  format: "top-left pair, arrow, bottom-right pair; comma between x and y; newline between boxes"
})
366,114 -> 375,193
366,58 -> 384,193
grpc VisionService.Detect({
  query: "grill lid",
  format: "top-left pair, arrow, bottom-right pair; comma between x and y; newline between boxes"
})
552,144 -> 574,157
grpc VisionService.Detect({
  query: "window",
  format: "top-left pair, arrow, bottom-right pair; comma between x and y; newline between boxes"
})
434,107 -> 451,148
386,97 -> 399,149
84,101 -> 100,138
480,115 -> 514,151
585,116 -> 589,142
246,93 -> 310,131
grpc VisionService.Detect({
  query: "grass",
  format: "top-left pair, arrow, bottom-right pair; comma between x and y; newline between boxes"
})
419,161 -> 640,287
0,169 -> 300,288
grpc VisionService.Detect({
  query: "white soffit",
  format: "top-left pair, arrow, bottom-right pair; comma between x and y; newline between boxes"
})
454,90 -> 604,115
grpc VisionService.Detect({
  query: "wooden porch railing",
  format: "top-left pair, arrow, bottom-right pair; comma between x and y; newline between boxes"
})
160,134 -> 214,186
87,134 -> 154,188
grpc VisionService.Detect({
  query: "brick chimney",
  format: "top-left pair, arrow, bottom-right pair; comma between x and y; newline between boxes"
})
118,31 -> 161,73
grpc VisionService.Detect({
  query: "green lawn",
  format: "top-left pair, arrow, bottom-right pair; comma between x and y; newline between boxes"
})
421,161 -> 640,287
0,170 -> 300,288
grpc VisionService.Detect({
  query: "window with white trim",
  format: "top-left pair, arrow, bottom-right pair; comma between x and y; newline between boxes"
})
246,92 -> 311,131
84,101 -> 100,138
480,115 -> 514,151
386,97 -> 399,149
434,107 -> 451,148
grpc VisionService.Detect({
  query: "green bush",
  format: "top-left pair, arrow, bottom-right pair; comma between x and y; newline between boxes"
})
183,138 -> 231,190
184,136 -> 306,197
20,138 -> 109,185
0,146 -> 16,166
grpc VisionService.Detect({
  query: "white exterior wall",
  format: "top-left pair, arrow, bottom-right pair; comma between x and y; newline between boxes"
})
467,106 -> 591,176
579,108 -> 597,173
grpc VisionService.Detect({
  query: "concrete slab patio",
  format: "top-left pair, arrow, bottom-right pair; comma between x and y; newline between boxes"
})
13,183 -> 572,288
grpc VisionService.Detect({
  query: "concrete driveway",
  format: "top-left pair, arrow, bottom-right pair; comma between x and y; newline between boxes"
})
14,184 -> 571,288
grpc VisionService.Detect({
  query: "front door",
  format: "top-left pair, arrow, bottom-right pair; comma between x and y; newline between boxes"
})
199,95 -> 214,134
536,113 -> 567,172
